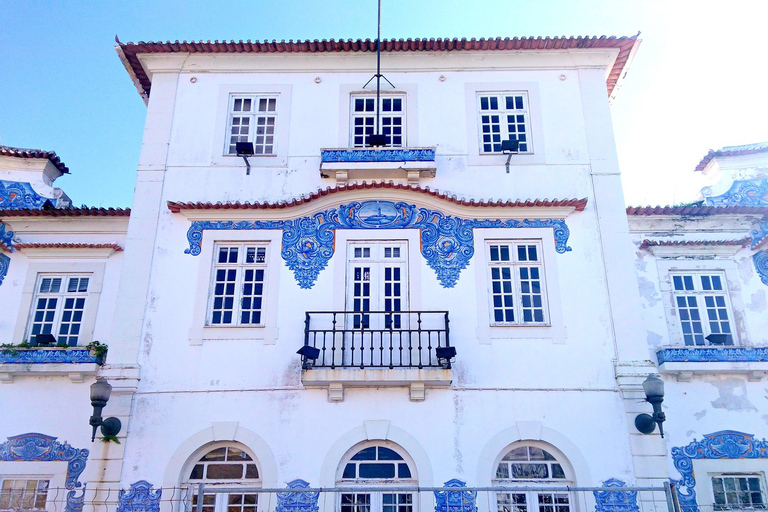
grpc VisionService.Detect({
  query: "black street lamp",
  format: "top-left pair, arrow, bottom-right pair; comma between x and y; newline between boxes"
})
635,374 -> 666,437
89,378 -> 122,442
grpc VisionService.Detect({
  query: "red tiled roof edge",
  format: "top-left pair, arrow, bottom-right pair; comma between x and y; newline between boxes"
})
639,239 -> 751,250
627,205 -> 768,216
695,144 -> 768,173
168,183 -> 588,213
0,145 -> 70,174
118,35 -> 639,100
0,207 -> 131,218
15,243 -> 123,251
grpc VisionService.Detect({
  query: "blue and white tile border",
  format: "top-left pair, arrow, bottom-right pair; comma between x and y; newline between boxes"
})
321,148 -> 436,163
0,433 -> 89,512
671,430 -> 768,512
656,347 -> 768,364
117,480 -> 162,512
0,180 -> 52,210
183,200 -> 572,289
0,348 -> 100,364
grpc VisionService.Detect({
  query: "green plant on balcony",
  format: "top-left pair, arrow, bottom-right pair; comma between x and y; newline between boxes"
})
85,340 -> 108,364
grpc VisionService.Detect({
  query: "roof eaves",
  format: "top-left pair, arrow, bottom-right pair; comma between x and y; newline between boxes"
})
0,145 -> 70,174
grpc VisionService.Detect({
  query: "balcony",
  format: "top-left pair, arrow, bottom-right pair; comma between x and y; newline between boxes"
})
320,147 -> 437,184
656,346 -> 768,381
0,347 -> 101,383
299,311 -> 453,401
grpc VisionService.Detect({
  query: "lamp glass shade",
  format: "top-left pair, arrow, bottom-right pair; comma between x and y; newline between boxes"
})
642,374 -> 664,400
90,378 -> 113,402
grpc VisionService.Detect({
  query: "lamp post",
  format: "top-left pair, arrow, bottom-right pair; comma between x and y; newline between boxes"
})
89,378 -> 122,442
635,374 -> 666,437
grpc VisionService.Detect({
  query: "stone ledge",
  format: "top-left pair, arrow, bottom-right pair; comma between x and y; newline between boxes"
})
0,362 -> 101,383
301,368 -> 452,402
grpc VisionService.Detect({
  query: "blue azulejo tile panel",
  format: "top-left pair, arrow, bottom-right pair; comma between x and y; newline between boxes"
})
321,148 -> 436,163
704,177 -> 768,207
184,200 -> 573,289
0,180 -> 52,210
0,221 -> 14,250
671,431 -> 768,512
0,348 -> 99,364
0,433 -> 89,512
0,253 -> 9,287
434,479 -> 477,512
117,481 -> 162,512
593,479 -> 639,512
753,250 -> 768,285
276,479 -> 319,512
656,347 -> 768,364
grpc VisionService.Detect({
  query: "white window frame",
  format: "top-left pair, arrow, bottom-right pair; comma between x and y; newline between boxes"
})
207,243 -> 269,327
25,274 -> 91,346
0,478 -> 50,512
224,94 -> 279,156
711,473 -> 767,510
477,92 -> 532,154
486,240 -> 549,326
349,94 -> 407,148
670,271 -> 736,346
185,443 -> 262,512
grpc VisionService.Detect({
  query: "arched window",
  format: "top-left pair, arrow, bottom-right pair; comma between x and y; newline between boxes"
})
337,443 -> 416,512
185,444 -> 261,512
493,444 -> 572,512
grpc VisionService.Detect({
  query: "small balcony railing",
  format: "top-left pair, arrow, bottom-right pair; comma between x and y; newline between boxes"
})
301,311 -> 451,369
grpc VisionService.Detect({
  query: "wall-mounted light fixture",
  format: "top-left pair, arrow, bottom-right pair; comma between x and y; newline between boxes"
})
236,142 -> 255,175
297,345 -> 321,369
635,373 -> 666,437
435,346 -> 457,369
501,139 -> 520,174
89,378 -> 122,442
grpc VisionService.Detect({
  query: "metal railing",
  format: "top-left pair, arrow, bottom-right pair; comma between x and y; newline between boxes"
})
301,311 -> 451,369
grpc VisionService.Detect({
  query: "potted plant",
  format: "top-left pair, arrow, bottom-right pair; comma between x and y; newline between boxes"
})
85,340 -> 108,365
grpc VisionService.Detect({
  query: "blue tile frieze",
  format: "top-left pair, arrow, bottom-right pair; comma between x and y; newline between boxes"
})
656,347 -> 768,364
704,177 -> 768,207
117,481 -> 162,512
593,479 -> 639,512
754,250 -> 768,285
276,479 -> 319,512
0,348 -> 99,364
0,180 -> 52,210
671,431 -> 768,512
0,433 -> 89,512
183,200 -> 573,288
321,148 -> 435,163
434,479 -> 477,512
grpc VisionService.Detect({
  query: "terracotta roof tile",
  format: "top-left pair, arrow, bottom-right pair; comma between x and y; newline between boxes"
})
15,243 -> 123,251
0,207 -> 130,218
694,141 -> 768,172
626,205 -> 768,216
168,182 -> 588,213
117,35 -> 639,100
639,239 -> 751,250
0,145 -> 70,174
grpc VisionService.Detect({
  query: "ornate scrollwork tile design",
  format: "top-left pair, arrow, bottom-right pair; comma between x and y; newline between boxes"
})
0,221 -> 14,251
276,479 -> 319,512
754,250 -> 768,285
184,200 -> 573,289
656,347 -> 768,364
321,148 -> 436,163
593,479 -> 639,512
704,178 -> 768,207
117,481 -> 162,512
0,180 -> 51,210
434,479 -> 477,512
0,253 -> 9,287
0,433 -> 89,512
671,431 -> 768,512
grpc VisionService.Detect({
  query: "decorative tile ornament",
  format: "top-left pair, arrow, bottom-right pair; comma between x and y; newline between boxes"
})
671,431 -> 768,512
754,251 -> 768,285
656,347 -> 768,364
117,481 -> 162,512
0,221 -> 14,250
0,433 -> 89,512
434,479 -> 477,512
0,253 -> 9,286
184,200 -> 573,289
703,178 -> 768,207
321,148 -> 435,163
0,180 -> 51,209
593,479 -> 639,512
0,348 -> 99,364
276,479 -> 319,512
751,222 -> 768,248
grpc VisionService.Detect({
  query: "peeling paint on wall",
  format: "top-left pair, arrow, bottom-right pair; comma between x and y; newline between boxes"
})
747,290 -> 767,313
710,378 -> 757,411
453,394 -> 464,475
686,430 -> 695,437
738,256 -> 756,282
646,331 -> 663,349
694,409 -> 707,420
637,276 -> 661,307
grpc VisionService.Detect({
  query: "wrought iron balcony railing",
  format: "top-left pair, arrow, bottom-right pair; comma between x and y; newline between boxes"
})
301,311 -> 451,369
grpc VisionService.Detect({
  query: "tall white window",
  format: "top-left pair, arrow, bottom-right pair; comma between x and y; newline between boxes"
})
478,93 -> 531,153
27,275 -> 90,345
671,272 -> 734,346
338,444 -> 416,512
209,244 -> 267,326
712,474 -> 766,510
226,95 -> 278,155
347,242 -> 408,330
494,445 -> 571,512
487,242 -> 547,325
0,479 -> 49,512
187,445 -> 261,512
350,95 -> 406,147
